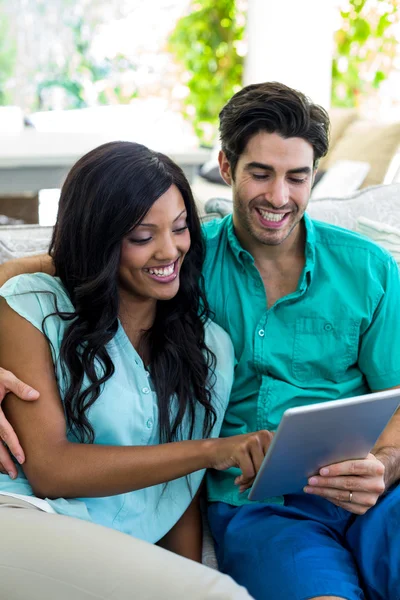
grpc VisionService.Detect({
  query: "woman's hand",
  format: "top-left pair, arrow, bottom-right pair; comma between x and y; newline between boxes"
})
207,430 -> 273,492
0,368 -> 39,478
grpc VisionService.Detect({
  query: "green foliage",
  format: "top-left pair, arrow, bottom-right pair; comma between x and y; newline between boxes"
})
0,2 -> 17,105
169,0 -> 246,144
332,0 -> 399,108
38,12 -> 138,110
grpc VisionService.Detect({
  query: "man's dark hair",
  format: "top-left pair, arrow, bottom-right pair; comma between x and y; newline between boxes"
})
219,81 -> 330,176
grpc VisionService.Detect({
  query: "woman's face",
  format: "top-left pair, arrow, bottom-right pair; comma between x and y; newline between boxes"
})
118,184 -> 191,302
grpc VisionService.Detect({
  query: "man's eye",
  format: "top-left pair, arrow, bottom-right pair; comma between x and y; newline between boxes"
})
289,178 -> 306,184
252,173 -> 268,180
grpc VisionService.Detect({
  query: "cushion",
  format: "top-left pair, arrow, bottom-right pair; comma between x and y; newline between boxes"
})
321,120 -> 400,188
307,184 -> 400,231
205,198 -> 233,218
0,225 -> 53,264
311,160 -> 370,200
357,216 -> 400,266
318,108 -> 359,171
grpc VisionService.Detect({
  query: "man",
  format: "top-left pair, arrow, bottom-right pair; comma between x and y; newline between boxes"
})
1,82 -> 400,599
202,82 -> 400,600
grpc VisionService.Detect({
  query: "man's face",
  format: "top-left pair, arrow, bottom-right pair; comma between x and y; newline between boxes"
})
219,131 -> 316,248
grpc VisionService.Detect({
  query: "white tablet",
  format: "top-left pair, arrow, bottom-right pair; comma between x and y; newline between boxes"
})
248,388 -> 400,501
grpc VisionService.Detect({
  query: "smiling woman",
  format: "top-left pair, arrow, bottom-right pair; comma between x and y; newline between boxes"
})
0,140 -> 267,599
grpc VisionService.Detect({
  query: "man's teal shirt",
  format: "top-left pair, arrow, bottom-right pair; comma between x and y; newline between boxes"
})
202,213 -> 400,506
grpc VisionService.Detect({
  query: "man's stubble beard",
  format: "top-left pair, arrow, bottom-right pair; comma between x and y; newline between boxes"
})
233,194 -> 304,248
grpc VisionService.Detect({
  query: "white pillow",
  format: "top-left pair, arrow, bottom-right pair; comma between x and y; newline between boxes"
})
356,217 -> 400,266
311,160 -> 370,200
0,225 -> 53,264
307,183 -> 400,231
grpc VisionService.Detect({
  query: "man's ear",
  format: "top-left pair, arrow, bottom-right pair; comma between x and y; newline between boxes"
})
311,167 -> 318,187
218,150 -> 233,186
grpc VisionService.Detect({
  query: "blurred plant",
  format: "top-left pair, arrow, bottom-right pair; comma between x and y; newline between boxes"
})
169,0 -> 246,144
0,1 -> 17,105
332,0 -> 399,107
1,0 -> 139,111
37,11 -> 138,110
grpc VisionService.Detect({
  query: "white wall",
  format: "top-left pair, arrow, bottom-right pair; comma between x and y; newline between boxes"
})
244,0 -> 337,109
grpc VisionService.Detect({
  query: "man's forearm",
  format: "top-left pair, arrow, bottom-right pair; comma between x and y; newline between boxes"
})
0,254 -> 54,286
373,410 -> 400,489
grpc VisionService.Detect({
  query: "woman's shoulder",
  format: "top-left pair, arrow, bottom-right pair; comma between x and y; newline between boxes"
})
0,273 -> 71,307
0,273 -> 74,332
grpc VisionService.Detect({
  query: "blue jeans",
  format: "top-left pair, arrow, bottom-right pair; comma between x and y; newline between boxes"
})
208,487 -> 400,600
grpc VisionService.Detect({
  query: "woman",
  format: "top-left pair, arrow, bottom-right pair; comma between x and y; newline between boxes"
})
0,141 -> 269,599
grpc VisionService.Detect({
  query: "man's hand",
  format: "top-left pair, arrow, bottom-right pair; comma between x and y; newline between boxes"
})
0,367 -> 39,478
303,453 -> 386,515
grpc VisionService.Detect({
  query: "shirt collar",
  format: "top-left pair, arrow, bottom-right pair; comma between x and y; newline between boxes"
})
301,212 -> 316,287
226,211 -> 316,283
226,215 -> 255,265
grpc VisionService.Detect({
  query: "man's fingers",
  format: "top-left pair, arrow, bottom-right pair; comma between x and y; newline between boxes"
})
0,414 -> 25,465
319,456 -> 384,478
0,368 -> 39,401
307,474 -> 386,495
304,485 -> 379,507
0,441 -> 18,478
305,486 -> 377,515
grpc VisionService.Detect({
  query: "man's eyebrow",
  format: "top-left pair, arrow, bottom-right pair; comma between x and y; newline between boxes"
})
138,209 -> 187,228
245,162 -> 311,175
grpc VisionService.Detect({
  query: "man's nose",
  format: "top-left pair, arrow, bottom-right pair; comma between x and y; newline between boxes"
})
265,178 -> 289,208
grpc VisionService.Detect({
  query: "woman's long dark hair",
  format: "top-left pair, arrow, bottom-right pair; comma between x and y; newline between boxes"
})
49,141 -> 217,444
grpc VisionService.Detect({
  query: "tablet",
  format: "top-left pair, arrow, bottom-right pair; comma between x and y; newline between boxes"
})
248,388 -> 400,501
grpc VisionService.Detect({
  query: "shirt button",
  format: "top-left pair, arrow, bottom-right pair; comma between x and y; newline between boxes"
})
146,418 -> 153,429
258,329 -> 265,337
324,323 -> 333,332
142,387 -> 150,394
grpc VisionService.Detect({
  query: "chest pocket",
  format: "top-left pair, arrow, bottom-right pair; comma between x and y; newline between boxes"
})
292,317 -> 359,383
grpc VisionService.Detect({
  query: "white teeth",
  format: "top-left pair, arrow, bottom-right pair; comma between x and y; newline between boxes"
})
145,264 -> 175,277
259,209 -> 286,222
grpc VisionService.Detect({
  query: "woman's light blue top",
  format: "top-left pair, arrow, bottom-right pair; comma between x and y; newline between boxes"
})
0,273 -> 234,543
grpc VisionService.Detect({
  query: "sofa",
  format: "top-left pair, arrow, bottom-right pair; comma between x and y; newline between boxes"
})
0,182 -> 399,572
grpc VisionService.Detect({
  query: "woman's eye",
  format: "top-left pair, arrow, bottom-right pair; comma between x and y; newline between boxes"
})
174,225 -> 188,233
129,237 -> 152,245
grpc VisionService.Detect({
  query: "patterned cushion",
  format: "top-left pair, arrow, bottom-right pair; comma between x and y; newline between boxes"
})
0,225 -> 53,264
307,184 -> 400,231
357,217 -> 400,266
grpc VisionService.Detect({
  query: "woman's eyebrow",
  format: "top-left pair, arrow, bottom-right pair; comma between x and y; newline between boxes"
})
138,210 -> 187,228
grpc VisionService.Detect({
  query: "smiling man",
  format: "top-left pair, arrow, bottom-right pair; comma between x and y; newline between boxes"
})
203,82 -> 400,600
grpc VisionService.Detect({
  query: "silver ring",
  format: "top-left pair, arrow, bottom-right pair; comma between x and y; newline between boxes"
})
349,491 -> 353,503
